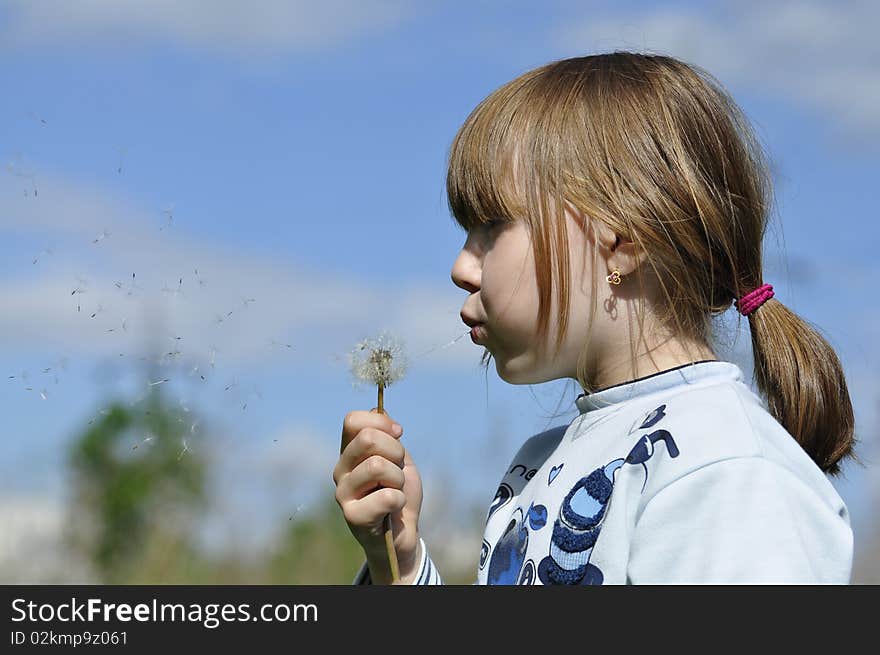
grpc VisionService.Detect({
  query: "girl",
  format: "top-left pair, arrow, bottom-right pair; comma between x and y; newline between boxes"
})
332,51 -> 859,584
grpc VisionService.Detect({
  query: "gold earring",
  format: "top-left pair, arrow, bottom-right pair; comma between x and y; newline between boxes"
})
606,269 -> 622,285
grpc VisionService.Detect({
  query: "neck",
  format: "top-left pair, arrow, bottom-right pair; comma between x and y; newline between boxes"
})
589,336 -> 717,392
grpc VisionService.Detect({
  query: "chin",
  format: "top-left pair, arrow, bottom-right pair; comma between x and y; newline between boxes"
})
495,357 -> 545,385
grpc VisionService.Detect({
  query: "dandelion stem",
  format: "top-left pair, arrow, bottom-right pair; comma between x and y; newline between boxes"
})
375,384 -> 399,583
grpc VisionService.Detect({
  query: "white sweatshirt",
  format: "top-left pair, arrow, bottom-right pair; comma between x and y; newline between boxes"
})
353,360 -> 853,585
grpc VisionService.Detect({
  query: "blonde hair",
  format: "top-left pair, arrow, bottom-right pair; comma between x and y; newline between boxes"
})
445,51 -> 859,476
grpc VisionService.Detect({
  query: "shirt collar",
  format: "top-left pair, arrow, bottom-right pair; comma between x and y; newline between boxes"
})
575,360 -> 744,414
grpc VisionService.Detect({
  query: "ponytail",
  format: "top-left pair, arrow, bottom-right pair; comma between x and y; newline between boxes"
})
746,296 -> 861,476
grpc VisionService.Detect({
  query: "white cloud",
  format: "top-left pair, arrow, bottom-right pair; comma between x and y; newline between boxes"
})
0,0 -> 418,57
0,494 -> 96,583
555,0 -> 880,145
0,169 -> 478,375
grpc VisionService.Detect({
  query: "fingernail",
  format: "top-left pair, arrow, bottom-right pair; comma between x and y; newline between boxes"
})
392,423 -> 402,436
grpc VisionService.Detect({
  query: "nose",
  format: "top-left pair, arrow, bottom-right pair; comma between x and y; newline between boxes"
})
451,247 -> 480,293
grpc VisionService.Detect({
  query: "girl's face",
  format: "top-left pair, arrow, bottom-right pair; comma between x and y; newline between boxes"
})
451,204 -> 598,384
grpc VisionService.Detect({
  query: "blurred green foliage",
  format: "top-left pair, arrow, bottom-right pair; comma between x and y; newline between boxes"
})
67,386 -> 206,582
64,384 -> 474,584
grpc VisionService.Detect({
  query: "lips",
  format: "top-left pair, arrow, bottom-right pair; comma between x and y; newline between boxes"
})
470,324 -> 486,343
461,311 -> 487,343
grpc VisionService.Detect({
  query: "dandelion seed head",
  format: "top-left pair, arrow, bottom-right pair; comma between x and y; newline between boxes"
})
348,330 -> 408,389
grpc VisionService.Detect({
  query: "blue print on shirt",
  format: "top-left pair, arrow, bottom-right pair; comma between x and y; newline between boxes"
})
487,507 -> 528,584
486,482 -> 514,525
535,409 -> 678,586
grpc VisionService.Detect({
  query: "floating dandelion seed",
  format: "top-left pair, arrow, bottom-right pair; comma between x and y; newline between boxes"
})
194,269 -> 207,287
160,203 -> 174,231
289,503 -> 306,522
39,389 -> 47,400
346,330 -> 408,583
26,111 -> 47,126
133,433 -> 155,449
148,378 -> 170,387
241,296 -> 256,308
32,247 -> 53,265
177,438 -> 189,461
117,146 -> 127,174
92,229 -> 111,245
6,156 -> 38,196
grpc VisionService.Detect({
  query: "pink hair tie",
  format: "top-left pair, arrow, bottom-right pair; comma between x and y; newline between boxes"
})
735,283 -> 774,316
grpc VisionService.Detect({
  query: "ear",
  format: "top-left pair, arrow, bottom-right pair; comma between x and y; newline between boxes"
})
594,223 -> 646,277
609,235 -> 648,277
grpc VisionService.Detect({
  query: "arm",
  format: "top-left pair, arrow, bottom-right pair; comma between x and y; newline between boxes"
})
352,537 -> 444,585
626,457 -> 853,584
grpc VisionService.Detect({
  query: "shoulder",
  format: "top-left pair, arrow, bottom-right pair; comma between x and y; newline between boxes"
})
628,379 -> 848,521
493,424 -> 568,493
509,423 -> 568,464
627,454 -> 853,583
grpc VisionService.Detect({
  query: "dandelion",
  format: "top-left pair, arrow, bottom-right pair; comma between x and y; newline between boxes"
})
348,330 -> 408,407
148,378 -> 170,387
347,329 -> 408,582
91,229 -> 111,245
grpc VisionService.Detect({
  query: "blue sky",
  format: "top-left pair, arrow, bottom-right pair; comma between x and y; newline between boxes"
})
1,0 -> 878,576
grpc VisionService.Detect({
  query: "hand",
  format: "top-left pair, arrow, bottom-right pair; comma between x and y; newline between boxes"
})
333,408 -> 423,584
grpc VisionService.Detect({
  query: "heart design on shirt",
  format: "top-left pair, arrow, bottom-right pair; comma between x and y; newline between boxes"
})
548,463 -> 563,485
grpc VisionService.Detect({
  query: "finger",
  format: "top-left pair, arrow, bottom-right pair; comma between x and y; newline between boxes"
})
334,428 -> 405,484
341,487 -> 407,526
341,410 -> 403,454
336,454 -> 406,502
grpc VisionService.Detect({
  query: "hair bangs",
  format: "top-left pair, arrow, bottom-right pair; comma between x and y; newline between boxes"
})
445,81 -> 538,232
